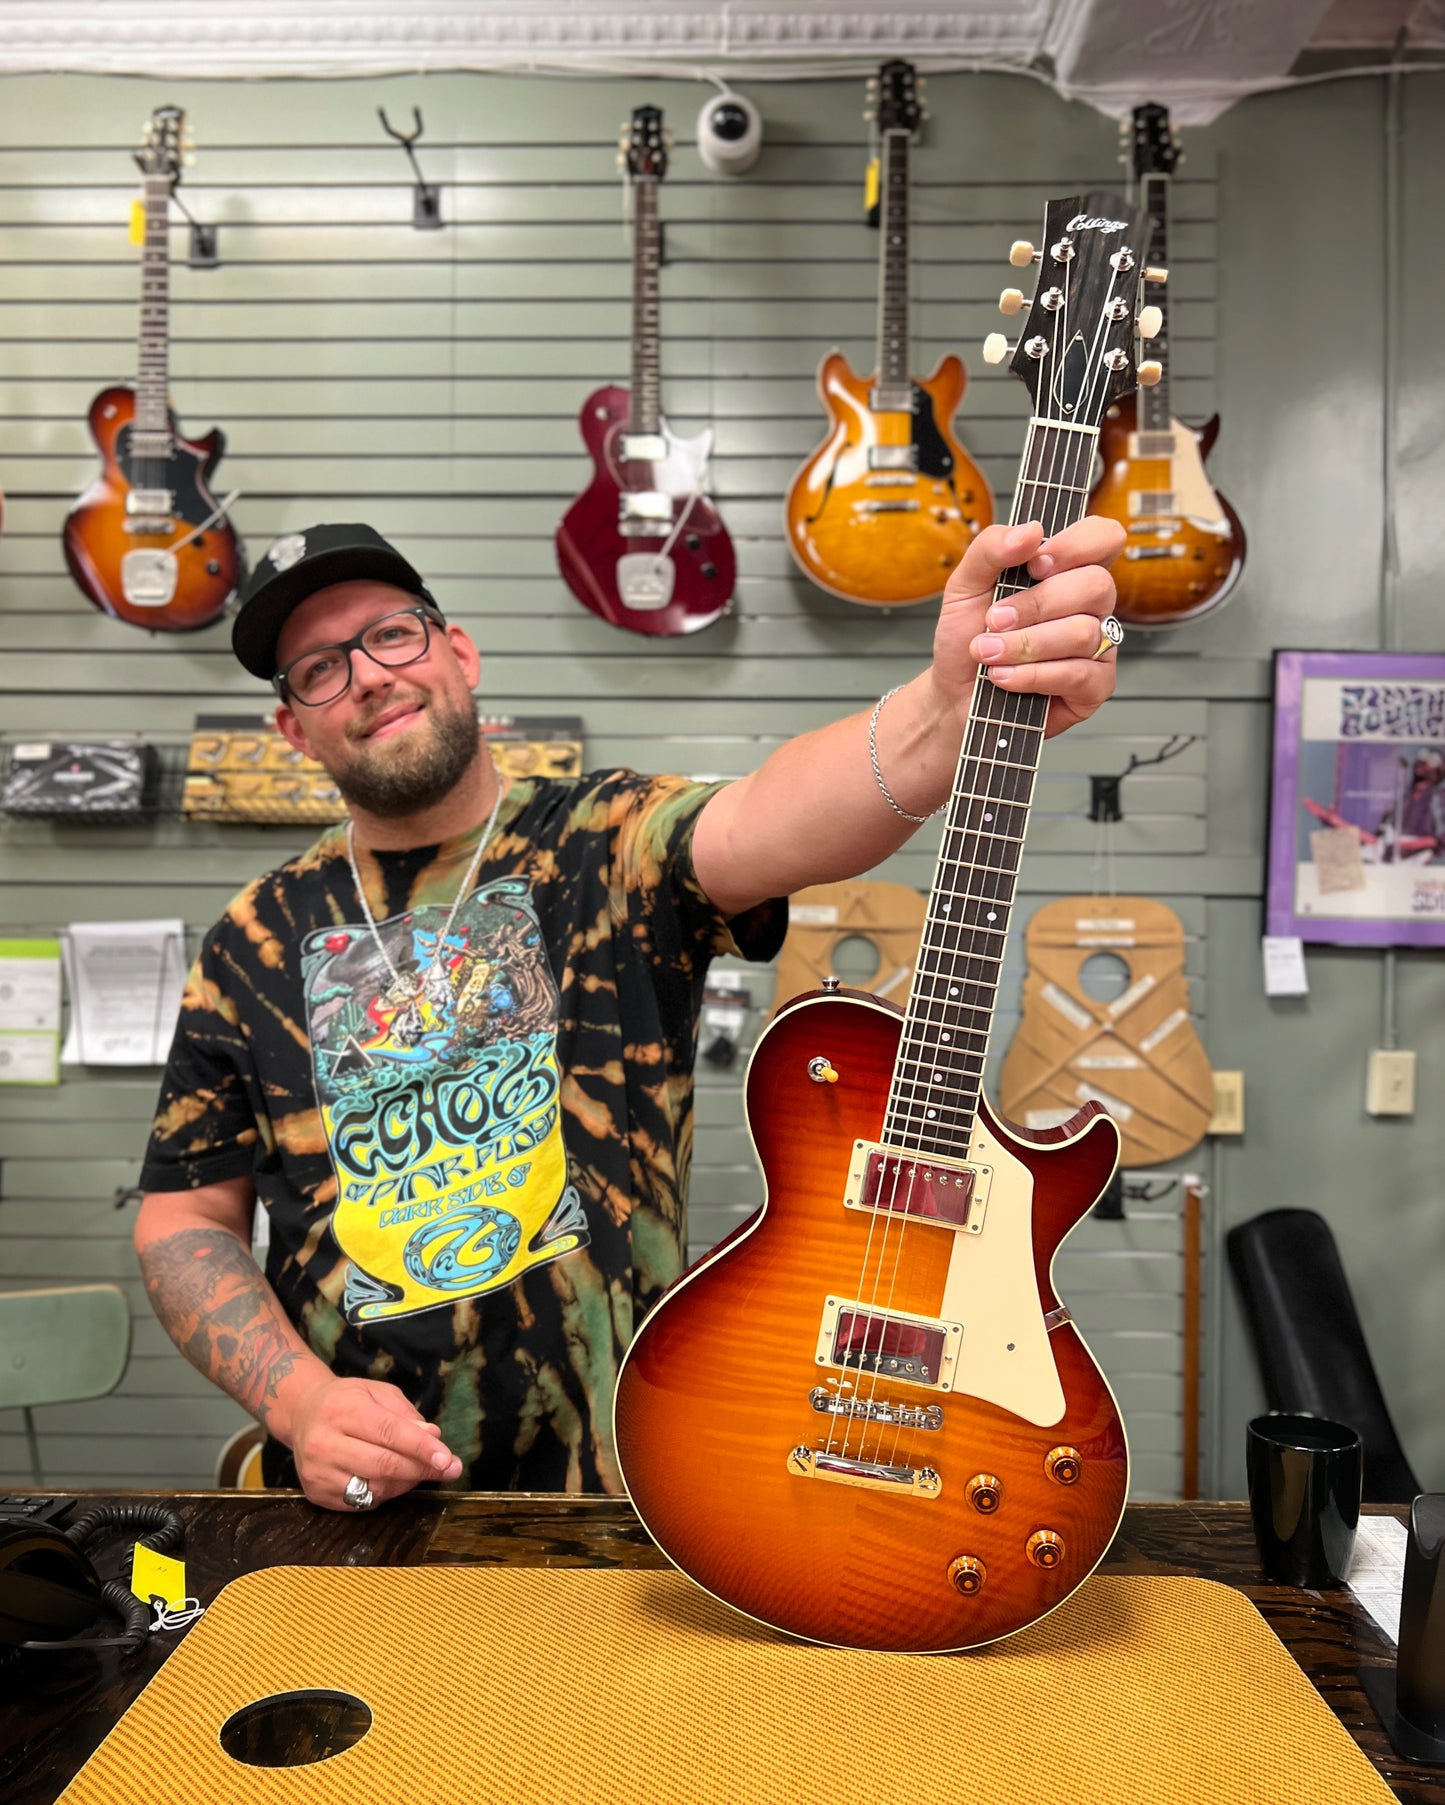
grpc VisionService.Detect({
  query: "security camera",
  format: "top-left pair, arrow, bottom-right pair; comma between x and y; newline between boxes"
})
697,91 -> 762,176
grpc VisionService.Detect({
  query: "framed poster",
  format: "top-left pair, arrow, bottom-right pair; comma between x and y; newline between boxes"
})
1267,650 -> 1445,947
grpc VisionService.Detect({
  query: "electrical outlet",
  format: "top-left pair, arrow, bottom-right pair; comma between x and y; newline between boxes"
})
1366,1048 -> 1416,1117
1208,1070 -> 1245,1135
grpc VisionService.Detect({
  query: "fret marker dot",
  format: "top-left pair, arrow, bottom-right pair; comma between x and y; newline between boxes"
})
950,986 -> 959,997
927,1108 -> 937,1119
942,1032 -> 951,1042
942,901 -> 950,912
998,737 -> 1008,749
987,911 -> 997,922
933,1072 -> 943,1082
984,813 -> 993,823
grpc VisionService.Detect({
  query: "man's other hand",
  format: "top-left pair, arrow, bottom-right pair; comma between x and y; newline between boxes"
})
286,1374 -> 463,1510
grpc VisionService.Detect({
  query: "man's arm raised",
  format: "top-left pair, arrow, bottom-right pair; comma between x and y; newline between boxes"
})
134,1179 -> 462,1509
692,516 -> 1124,920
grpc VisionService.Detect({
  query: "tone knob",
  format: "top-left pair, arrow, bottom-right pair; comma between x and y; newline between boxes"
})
947,1555 -> 986,1595
966,1473 -> 1001,1514
1008,240 -> 1037,267
1045,1446 -> 1083,1485
1138,360 -> 1163,387
982,333 -> 1010,365
997,287 -> 1026,315
1027,1529 -> 1065,1569
1137,305 -> 1163,340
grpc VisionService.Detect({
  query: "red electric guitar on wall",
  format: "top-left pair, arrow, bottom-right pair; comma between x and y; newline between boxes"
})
615,191 -> 1151,1655
555,106 -> 735,637
62,105 -> 244,632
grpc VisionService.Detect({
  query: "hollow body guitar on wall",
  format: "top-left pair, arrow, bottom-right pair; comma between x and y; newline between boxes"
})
616,193 -> 1156,1654
63,106 -> 244,633
785,61 -> 992,607
555,106 -> 734,637
1088,103 -> 1245,629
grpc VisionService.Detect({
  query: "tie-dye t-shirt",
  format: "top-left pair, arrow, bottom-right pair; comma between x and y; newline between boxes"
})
138,770 -> 786,1492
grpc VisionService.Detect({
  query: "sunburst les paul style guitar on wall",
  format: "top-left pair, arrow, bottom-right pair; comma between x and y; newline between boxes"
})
615,192 -> 1153,1655
1088,103 -> 1245,629
62,105 -> 244,633
785,61 -> 992,607
555,106 -> 735,637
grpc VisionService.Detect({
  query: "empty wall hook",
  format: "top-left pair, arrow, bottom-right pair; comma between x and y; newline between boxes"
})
1089,733 -> 1197,823
379,105 -> 443,229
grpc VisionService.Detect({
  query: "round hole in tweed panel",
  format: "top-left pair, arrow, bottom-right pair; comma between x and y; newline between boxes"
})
219,1688 -> 372,1767
829,934 -> 881,985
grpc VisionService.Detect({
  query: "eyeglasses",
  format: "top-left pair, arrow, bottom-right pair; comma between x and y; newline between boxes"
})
274,605 -> 444,707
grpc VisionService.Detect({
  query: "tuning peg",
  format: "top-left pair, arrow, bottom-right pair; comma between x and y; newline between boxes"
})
918,76 -> 927,89
998,287 -> 1026,315
1009,240 -> 1039,267
1138,360 -> 1163,386
1144,265 -> 1169,285
663,129 -> 675,145
1137,305 -> 1163,339
616,152 -> 627,169
863,109 -> 875,121
920,108 -> 930,121
982,333 -> 1011,365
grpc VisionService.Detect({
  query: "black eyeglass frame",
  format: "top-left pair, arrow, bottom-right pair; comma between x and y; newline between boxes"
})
272,604 -> 446,706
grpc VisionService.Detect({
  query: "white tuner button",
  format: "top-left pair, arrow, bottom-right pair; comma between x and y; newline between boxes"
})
1138,305 -> 1163,339
1138,360 -> 1163,387
982,333 -> 1010,365
998,288 -> 1026,315
1008,240 -> 1037,268
1144,265 -> 1169,286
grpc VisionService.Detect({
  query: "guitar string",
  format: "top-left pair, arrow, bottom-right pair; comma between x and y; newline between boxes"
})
834,235 -> 1135,1477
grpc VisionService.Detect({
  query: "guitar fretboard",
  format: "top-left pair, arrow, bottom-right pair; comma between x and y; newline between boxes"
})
134,175 -> 173,448
1138,171 -> 1171,433
881,416 -> 1103,1158
630,176 -> 662,436
874,128 -> 911,404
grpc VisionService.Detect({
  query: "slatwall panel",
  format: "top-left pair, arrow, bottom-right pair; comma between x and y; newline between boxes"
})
0,71 -> 1216,1496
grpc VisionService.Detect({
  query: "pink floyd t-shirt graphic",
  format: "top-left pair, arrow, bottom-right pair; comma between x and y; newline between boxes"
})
304,878 -> 588,1324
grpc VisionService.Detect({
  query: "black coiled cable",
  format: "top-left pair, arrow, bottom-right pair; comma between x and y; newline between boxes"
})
11,1504 -> 187,1658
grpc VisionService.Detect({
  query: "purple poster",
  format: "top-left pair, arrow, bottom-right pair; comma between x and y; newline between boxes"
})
1267,651 -> 1445,947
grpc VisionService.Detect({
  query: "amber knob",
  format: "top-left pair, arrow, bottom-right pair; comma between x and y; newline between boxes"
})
966,1473 -> 1002,1514
947,1555 -> 986,1596
1027,1529 -> 1065,1570
1045,1446 -> 1083,1485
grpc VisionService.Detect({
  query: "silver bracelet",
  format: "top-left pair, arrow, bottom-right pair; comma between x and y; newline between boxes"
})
868,686 -> 946,824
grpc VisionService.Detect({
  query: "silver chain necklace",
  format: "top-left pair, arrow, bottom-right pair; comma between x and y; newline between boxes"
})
344,775 -> 506,999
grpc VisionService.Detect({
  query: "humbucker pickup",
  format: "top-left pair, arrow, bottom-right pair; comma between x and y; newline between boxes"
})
126,488 -> 175,516
816,1296 -> 962,1391
844,1141 -> 991,1233
619,433 -> 666,463
867,444 -> 918,472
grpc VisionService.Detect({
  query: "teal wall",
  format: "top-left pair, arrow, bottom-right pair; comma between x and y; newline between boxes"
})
0,68 -> 1439,1500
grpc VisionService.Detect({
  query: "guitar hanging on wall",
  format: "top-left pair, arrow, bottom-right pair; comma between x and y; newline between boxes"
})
555,105 -> 735,637
785,60 -> 992,607
616,191 -> 1157,1655
1087,103 -> 1245,629
62,106 -> 245,633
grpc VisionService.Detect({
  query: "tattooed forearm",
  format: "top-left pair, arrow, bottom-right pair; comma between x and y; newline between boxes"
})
137,1226 -> 319,1429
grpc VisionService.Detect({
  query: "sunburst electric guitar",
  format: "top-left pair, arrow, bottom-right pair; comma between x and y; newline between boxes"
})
62,105 -> 244,632
615,191 -> 1153,1655
785,61 -> 992,607
555,105 -> 735,637
1088,103 -> 1245,629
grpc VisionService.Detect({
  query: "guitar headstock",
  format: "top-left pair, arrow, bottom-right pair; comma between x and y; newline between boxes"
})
620,105 -> 670,181
1125,102 -> 1182,180
865,60 -> 924,134
136,105 -> 187,184
983,192 -> 1160,422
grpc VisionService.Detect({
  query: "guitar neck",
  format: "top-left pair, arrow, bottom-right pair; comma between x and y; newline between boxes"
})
1137,171 -> 1172,433
630,176 -> 662,435
134,175 -> 173,451
873,128 -> 912,408
883,418 -> 1099,1156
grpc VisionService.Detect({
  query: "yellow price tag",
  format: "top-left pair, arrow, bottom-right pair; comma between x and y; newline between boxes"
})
863,157 -> 880,213
128,198 -> 146,246
131,1544 -> 188,1610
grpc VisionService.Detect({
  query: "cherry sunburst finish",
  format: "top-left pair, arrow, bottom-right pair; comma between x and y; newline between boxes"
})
616,191 -> 1154,1654
785,62 -> 991,608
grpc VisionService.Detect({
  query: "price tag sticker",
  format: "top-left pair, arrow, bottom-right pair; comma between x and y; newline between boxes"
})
863,156 -> 880,215
1261,935 -> 1309,997
128,198 -> 146,246
131,1543 -> 187,1610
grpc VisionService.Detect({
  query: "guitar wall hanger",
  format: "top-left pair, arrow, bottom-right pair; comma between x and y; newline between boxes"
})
1089,732 -> 1196,823
132,125 -> 218,269
378,106 -> 442,229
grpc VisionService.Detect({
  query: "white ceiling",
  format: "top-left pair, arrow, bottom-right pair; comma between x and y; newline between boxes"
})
0,0 -> 1438,121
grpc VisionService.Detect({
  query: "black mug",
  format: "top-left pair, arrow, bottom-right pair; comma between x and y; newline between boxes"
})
1246,1411 -> 1362,1588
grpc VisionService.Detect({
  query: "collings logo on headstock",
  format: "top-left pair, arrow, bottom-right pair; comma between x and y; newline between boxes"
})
1066,212 -> 1128,233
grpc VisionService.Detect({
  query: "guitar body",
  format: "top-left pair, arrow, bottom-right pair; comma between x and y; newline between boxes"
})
63,386 -> 244,632
556,385 -> 735,637
615,989 -> 1129,1653
1091,394 -> 1246,629
785,352 -> 992,608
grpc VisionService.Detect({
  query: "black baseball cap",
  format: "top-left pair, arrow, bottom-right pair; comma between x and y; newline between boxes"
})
231,523 -> 442,680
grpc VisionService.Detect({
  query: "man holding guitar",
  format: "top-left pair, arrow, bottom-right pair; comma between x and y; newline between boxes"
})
133,513 -> 1123,1513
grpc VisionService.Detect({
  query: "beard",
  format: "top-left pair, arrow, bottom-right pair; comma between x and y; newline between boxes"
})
327,689 -> 482,819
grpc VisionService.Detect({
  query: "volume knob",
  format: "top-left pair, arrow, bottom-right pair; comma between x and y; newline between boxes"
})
1045,1446 -> 1083,1485
947,1555 -> 986,1595
1027,1529 -> 1065,1570
966,1473 -> 1002,1514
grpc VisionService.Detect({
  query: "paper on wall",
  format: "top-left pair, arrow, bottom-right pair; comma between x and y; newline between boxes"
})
60,919 -> 188,1066
0,938 -> 62,1085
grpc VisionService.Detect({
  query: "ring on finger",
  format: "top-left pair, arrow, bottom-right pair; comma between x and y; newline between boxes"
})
342,1474 -> 375,1511
1090,615 -> 1125,661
